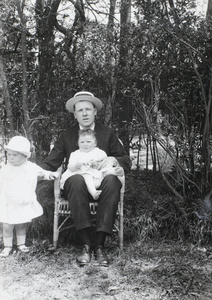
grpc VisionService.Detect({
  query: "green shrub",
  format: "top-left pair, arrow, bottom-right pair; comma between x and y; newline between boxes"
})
27,180 -> 55,241
25,170 -> 212,246
124,170 -> 212,245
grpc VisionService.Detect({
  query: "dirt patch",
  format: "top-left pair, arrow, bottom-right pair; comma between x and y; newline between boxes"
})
1,240 -> 212,300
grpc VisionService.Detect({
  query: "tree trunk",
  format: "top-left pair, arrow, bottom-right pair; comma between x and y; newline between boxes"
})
0,7 -> 14,134
207,0 -> 212,19
0,56 -> 14,134
16,0 -> 31,139
108,0 -> 117,28
35,0 -> 61,114
117,0 -> 132,153
104,0 -> 117,126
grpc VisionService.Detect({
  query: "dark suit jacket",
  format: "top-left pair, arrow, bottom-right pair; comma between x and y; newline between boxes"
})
43,123 -> 131,172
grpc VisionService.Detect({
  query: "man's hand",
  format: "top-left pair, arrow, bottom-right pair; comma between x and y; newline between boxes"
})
49,171 -> 60,180
96,157 -> 118,170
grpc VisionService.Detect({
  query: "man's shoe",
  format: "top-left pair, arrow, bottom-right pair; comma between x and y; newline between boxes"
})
94,246 -> 109,267
76,245 -> 91,266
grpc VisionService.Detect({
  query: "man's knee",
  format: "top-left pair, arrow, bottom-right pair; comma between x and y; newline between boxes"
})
101,175 -> 122,190
64,174 -> 85,192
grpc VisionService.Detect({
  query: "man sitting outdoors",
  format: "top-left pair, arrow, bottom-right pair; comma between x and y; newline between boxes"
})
43,91 -> 131,266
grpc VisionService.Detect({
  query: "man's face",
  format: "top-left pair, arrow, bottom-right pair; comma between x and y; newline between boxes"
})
74,101 -> 97,129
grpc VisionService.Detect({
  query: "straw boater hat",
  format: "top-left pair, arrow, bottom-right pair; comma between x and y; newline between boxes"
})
66,91 -> 103,113
5,136 -> 31,158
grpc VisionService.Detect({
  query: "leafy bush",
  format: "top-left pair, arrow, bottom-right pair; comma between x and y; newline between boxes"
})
27,180 -> 55,241
124,170 -> 212,245
25,170 -> 212,246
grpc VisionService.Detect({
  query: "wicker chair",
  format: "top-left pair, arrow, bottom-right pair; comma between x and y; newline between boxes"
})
52,166 -> 125,250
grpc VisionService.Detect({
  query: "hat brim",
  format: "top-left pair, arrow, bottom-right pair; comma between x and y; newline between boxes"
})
4,145 -> 31,158
66,95 -> 103,113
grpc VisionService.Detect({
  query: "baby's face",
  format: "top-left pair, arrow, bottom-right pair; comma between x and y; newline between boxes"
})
7,150 -> 27,166
78,135 -> 96,152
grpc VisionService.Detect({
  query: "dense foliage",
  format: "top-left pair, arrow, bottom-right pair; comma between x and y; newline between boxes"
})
30,169 -> 212,246
0,1 -> 211,202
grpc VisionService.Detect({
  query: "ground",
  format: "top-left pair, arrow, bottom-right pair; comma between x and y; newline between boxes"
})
0,168 -> 211,300
1,239 -> 212,300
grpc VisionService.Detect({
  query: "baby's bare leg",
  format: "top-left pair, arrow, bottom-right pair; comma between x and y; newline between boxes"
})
82,174 -> 102,200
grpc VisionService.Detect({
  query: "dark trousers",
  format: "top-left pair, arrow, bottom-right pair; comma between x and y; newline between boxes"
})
63,174 -> 121,234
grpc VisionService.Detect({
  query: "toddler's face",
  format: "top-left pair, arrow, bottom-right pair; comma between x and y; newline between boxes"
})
7,150 -> 27,166
78,135 -> 96,152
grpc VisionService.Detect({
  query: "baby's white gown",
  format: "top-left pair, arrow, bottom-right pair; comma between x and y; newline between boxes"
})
60,147 -> 107,189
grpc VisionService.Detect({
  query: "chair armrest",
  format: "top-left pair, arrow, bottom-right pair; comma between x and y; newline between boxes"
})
120,173 -> 125,194
54,166 -> 63,201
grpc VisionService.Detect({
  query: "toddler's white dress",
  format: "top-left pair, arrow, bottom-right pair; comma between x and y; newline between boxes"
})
0,160 -> 52,224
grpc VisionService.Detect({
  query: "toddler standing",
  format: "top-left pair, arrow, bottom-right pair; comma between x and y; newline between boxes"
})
0,136 -> 58,257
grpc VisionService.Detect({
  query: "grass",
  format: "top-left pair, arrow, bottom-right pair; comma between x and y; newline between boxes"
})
1,238 -> 212,299
2,169 -> 212,299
